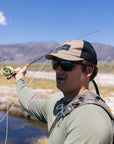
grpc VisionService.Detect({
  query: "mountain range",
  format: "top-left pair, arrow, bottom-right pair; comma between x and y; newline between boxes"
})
0,41 -> 114,63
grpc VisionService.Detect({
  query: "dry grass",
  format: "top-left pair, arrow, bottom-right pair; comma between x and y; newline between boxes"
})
27,77 -> 57,91
89,82 -> 114,98
0,73 -> 114,98
0,62 -> 53,72
98,85 -> 114,98
0,73 -> 57,90
36,136 -> 48,144
0,63 -> 113,144
98,62 -> 114,74
0,73 -> 16,86
0,62 -> 114,73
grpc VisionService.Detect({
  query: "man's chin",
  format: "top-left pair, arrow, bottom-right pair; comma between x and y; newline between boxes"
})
57,84 -> 66,92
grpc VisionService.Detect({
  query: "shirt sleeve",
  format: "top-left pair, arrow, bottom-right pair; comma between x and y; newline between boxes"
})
64,105 -> 113,144
16,78 -> 47,123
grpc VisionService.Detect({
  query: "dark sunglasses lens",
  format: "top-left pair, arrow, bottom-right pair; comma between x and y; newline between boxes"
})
52,60 -> 58,70
61,61 -> 73,71
52,60 -> 73,71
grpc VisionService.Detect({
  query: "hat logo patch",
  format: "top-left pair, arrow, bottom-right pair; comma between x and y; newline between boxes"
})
59,44 -> 71,51
54,44 -> 71,53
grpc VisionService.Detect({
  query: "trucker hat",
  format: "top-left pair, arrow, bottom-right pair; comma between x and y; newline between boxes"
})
45,39 -> 97,65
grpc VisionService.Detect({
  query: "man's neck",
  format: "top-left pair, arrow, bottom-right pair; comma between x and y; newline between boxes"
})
63,87 -> 89,102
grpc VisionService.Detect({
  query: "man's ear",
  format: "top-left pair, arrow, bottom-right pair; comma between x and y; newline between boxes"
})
85,66 -> 94,78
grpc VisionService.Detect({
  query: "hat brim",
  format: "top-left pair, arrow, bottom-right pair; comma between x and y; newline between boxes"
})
45,52 -> 84,61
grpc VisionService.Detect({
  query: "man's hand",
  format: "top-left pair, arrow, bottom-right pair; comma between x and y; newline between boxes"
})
14,65 -> 28,82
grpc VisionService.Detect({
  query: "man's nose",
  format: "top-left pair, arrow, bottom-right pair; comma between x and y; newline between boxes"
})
56,65 -> 63,73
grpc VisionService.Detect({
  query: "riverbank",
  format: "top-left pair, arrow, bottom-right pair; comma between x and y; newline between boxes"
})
26,71 -> 114,86
0,72 -> 114,119
0,86 -> 114,118
0,84 -> 60,121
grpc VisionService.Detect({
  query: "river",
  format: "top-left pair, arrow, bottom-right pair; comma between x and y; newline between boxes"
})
0,112 -> 48,144
0,72 -> 113,144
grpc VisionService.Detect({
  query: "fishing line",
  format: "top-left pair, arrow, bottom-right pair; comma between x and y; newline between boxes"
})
0,60 -> 50,123
76,27 -> 114,40
1,28 -> 111,143
4,80 -> 10,144
0,29 -> 102,119
1,47 -> 58,80
0,59 -> 49,144
76,29 -> 102,39
5,99 -> 8,144
0,111 -> 9,124
28,59 -> 49,85
1,27 -> 114,80
0,61 -> 49,121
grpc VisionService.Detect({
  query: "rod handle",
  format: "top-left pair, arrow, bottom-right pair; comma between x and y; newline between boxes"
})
7,64 -> 30,80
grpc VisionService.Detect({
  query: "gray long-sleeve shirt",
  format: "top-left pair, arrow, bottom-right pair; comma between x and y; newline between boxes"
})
16,78 -> 113,144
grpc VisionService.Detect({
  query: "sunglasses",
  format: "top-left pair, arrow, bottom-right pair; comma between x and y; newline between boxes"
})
52,60 -> 82,71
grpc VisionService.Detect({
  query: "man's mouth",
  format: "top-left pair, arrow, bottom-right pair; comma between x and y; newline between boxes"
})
56,75 -> 65,82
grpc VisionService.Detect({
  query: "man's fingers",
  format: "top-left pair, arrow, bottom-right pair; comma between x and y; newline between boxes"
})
14,66 -> 22,73
14,65 -> 28,81
14,66 -> 27,74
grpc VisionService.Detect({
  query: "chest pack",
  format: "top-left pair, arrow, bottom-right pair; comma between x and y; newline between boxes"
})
49,92 -> 114,136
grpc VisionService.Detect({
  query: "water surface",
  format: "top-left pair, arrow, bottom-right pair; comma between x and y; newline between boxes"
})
0,112 -> 48,144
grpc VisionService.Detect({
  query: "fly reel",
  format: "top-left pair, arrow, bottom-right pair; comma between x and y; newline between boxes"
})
1,66 -> 15,79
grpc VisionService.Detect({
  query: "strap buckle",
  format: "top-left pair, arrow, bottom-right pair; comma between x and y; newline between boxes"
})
56,102 -> 80,119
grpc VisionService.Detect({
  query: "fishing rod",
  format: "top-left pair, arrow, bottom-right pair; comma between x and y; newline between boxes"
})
1,29 -> 102,80
1,28 -> 113,144
1,49 -> 54,80
1,28 -> 105,97
0,30 -> 101,144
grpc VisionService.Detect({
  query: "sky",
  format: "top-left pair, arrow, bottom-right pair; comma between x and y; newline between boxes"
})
0,0 -> 114,46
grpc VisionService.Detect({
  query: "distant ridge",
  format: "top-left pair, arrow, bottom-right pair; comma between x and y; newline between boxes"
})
0,41 -> 114,63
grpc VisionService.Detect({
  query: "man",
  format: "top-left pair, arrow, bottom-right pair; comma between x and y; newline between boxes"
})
15,40 -> 113,144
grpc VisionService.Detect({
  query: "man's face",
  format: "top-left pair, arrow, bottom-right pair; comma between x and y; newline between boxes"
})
54,60 -> 87,94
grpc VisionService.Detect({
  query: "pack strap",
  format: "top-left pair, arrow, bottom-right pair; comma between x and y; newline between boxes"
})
49,92 -> 113,136
92,80 -> 100,96
49,118 -> 60,136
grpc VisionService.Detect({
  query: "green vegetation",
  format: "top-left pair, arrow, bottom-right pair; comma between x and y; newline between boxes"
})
0,62 -> 53,72
98,62 -> 114,73
27,77 -> 58,91
0,73 -> 114,98
0,73 -> 58,90
98,85 -> 114,98
0,62 -> 114,99
0,62 -> 114,73
90,84 -> 114,98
